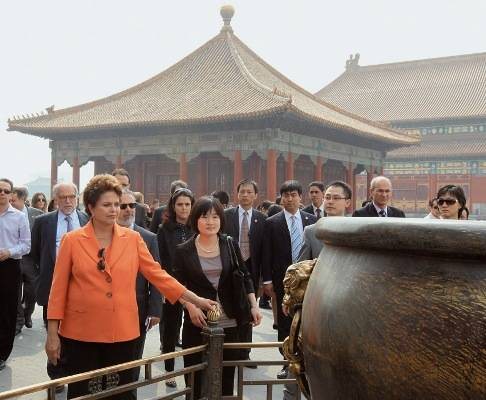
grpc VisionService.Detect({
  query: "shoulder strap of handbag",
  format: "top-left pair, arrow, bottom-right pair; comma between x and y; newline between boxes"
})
226,235 -> 241,272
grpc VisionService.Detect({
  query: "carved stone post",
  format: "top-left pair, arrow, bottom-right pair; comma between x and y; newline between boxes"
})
201,309 -> 224,400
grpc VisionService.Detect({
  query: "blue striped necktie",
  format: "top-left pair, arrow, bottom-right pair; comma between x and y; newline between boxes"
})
290,215 -> 302,263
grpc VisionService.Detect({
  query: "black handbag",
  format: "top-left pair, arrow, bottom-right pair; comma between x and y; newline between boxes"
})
226,236 -> 251,324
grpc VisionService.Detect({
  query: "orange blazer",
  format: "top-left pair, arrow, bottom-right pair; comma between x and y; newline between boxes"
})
47,221 -> 186,343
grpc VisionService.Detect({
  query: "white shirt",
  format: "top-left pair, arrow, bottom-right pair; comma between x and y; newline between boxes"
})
56,210 -> 81,254
373,202 -> 388,217
0,205 -> 31,259
283,209 -> 304,237
312,204 -> 324,217
238,206 -> 253,241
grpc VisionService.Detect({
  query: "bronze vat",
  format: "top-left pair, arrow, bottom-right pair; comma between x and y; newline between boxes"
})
302,217 -> 486,399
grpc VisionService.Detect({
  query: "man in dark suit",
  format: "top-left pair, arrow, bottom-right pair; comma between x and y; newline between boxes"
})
149,180 -> 188,233
352,176 -> 405,218
112,168 -> 148,228
223,179 -> 266,366
117,189 -> 162,381
31,182 -> 88,386
302,181 -> 325,219
10,187 -> 43,333
262,180 -> 316,379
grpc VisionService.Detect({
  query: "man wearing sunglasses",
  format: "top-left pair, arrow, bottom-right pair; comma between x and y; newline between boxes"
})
352,176 -> 405,218
9,187 -> 42,335
117,189 -> 162,380
31,182 -> 88,387
424,198 -> 440,219
0,178 -> 31,371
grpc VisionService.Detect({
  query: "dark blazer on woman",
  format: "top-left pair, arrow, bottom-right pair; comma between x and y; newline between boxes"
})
173,234 -> 254,326
157,220 -> 193,275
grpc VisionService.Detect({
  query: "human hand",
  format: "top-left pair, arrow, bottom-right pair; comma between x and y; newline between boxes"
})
186,304 -> 207,328
196,296 -> 218,311
148,316 -> 160,329
263,283 -> 274,297
45,332 -> 61,365
250,306 -> 262,327
0,249 -> 11,261
282,304 -> 289,317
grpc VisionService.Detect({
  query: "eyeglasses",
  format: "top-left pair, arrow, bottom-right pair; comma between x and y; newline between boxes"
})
37,198 -> 46,202
324,195 -> 348,201
97,248 -> 106,271
120,203 -> 136,210
58,195 -> 76,201
437,198 -> 457,206
0,189 -> 12,194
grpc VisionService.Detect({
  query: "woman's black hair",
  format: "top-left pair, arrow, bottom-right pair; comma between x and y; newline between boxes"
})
189,196 -> 225,234
167,188 -> 195,223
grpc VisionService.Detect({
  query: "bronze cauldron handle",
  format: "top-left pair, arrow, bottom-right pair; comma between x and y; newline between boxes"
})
282,259 -> 317,399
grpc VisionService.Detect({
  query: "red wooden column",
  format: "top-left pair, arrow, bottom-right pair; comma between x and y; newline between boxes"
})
50,151 -> 58,196
428,174 -> 437,200
72,156 -> 80,189
136,157 -> 144,192
233,150 -> 243,202
286,151 -> 294,180
266,149 -> 277,201
179,153 -> 188,183
347,162 -> 356,212
367,163 -> 374,193
314,156 -> 323,181
198,154 -> 208,197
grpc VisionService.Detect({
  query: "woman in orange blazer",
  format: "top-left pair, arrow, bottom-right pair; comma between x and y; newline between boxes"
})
45,175 -> 216,400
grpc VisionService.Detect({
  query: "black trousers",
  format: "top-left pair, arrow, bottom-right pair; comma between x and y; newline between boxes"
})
16,256 -> 37,328
275,286 -> 291,356
132,324 -> 147,381
161,301 -> 183,371
238,323 -> 252,359
182,322 -> 241,399
0,259 -> 21,361
60,336 -> 138,400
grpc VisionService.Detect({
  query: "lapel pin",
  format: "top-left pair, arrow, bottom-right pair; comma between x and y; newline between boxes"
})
254,219 -> 258,223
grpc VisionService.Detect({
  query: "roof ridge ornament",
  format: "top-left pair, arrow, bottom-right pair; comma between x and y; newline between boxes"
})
220,5 -> 235,33
345,53 -> 360,71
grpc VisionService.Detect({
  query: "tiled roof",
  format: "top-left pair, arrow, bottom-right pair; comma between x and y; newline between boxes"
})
7,10 -> 415,146
316,52 -> 486,122
386,133 -> 486,160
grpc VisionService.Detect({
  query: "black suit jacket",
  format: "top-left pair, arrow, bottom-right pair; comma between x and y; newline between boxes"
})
223,207 -> 266,288
149,205 -> 167,233
31,210 -> 89,306
352,202 -> 406,218
133,224 -> 162,326
173,234 -> 254,326
261,210 -> 317,294
302,204 -> 325,218
135,203 -> 148,228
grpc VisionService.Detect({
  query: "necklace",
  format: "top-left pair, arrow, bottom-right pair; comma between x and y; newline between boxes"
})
196,236 -> 218,253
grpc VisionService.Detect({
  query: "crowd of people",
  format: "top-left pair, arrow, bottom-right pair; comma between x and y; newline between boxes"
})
0,169 -> 471,399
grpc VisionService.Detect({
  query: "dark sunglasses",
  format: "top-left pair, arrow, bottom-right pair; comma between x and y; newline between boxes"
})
37,198 -> 46,202
437,198 -> 457,206
120,203 -> 136,210
0,189 -> 12,194
97,248 -> 106,271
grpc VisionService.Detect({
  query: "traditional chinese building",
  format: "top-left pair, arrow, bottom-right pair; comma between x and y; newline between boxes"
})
8,6 -> 415,206
316,52 -> 486,216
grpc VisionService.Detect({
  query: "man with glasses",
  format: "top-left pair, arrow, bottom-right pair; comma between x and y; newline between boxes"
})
9,187 -> 42,334
262,180 -> 316,379
0,178 -> 31,371
352,176 -> 405,218
302,181 -> 325,218
112,168 -> 148,228
31,182 -> 88,386
425,198 -> 440,219
299,181 -> 352,261
117,189 -> 162,382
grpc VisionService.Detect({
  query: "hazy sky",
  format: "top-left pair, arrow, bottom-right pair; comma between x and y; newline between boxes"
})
2,0 -> 486,189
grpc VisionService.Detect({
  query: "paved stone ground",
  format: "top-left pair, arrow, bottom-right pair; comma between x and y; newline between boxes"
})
0,306 -> 294,399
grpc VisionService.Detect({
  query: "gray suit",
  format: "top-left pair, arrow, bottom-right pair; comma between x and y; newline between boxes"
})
298,223 -> 323,261
132,224 -> 162,377
16,206 -> 44,330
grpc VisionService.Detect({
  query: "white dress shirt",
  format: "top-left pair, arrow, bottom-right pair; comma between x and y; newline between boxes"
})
312,204 -> 324,217
373,202 -> 388,217
0,205 -> 31,259
56,210 -> 81,254
283,209 -> 304,236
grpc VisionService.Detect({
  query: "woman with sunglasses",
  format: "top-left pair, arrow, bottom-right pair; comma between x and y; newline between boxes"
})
45,174 -> 216,399
173,196 -> 262,398
31,192 -> 48,213
157,188 -> 195,387
436,184 -> 468,220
